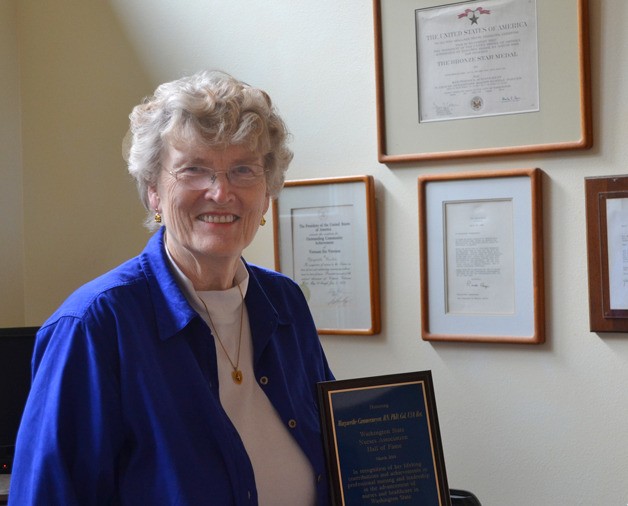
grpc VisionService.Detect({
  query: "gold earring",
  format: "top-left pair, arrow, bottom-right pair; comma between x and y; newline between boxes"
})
260,216 -> 267,226
154,211 -> 162,224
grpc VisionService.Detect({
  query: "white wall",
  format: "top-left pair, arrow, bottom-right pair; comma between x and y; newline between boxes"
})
3,1 -> 628,504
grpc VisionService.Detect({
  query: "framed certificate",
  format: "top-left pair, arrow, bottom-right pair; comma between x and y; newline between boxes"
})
272,176 -> 381,335
318,371 -> 450,506
418,168 -> 545,343
373,0 -> 591,162
585,175 -> 628,333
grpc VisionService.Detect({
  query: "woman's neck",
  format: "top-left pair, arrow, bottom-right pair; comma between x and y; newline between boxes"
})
184,260 -> 239,291
164,240 -> 239,291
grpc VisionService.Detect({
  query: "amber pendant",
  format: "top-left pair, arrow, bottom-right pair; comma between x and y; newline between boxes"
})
232,369 -> 243,384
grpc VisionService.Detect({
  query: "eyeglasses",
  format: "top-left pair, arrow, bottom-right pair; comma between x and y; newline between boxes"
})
167,164 -> 267,190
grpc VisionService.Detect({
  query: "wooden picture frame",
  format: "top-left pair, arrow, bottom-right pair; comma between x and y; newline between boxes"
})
272,176 -> 380,335
418,168 -> 545,343
585,175 -> 628,333
374,0 -> 591,162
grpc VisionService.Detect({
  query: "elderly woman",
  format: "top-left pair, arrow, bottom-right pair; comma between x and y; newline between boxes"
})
10,70 -> 334,505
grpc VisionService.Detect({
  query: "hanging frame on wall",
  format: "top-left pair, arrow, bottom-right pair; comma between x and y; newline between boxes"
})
585,175 -> 628,333
373,0 -> 592,162
418,168 -> 545,344
272,176 -> 381,335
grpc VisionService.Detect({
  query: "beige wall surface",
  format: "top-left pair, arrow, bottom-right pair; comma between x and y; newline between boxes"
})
17,1 -> 151,323
2,1 -> 628,504
0,0 -> 25,325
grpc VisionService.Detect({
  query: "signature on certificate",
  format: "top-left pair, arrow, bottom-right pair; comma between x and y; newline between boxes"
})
466,279 -> 490,289
328,288 -> 351,307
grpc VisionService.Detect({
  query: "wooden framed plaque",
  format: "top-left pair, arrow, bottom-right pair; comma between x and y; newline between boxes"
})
585,174 -> 628,332
317,371 -> 450,505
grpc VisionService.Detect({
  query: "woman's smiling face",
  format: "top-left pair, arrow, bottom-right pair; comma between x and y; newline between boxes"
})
148,139 -> 270,281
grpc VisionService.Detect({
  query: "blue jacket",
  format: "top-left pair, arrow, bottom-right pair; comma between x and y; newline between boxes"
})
10,229 -> 334,505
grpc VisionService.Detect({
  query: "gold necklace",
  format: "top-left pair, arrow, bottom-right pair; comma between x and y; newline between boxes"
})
199,283 -> 245,384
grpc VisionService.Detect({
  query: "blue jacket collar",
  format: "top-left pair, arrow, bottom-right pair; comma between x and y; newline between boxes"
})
140,228 -> 287,353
